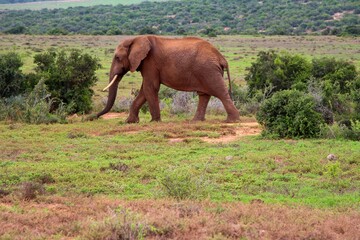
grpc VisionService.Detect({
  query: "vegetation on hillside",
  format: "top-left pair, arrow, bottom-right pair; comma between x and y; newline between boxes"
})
1,0 -> 359,35
0,0 -> 56,3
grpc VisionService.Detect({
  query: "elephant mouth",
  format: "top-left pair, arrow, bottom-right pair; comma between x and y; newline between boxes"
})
102,75 -> 118,92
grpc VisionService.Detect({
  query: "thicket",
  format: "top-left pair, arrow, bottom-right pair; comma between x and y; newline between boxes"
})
245,51 -> 359,139
0,50 -> 100,123
0,0 -> 359,36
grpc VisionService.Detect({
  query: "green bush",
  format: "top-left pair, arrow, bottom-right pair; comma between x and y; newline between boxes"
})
33,49 -> 101,114
257,90 -> 324,138
246,51 -> 359,126
311,57 -> 359,121
245,51 -> 311,98
0,52 -> 25,98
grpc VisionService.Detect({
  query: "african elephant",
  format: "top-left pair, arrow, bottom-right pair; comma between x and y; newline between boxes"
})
97,35 -> 240,123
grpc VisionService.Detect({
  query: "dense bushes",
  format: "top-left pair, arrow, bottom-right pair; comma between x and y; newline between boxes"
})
246,51 -> 311,98
34,49 -> 101,113
245,51 -> 359,139
256,90 -> 324,138
0,50 -> 100,123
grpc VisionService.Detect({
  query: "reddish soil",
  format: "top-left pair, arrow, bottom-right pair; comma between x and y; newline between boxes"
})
97,112 -> 261,143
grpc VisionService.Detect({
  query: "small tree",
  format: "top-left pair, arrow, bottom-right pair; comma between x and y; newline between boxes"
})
33,49 -> 101,114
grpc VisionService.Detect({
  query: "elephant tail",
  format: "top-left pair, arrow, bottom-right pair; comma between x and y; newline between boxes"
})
226,66 -> 233,100
220,59 -> 233,100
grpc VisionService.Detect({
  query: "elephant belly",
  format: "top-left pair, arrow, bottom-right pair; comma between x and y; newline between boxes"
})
160,72 -> 202,92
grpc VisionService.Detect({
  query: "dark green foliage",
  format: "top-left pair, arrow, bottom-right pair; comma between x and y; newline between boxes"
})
0,52 -> 24,98
3,25 -> 27,34
245,51 -> 359,124
33,49 -> 101,114
245,51 -> 311,98
0,0 -> 358,35
311,57 -> 359,121
256,90 -> 324,138
0,0 -> 56,3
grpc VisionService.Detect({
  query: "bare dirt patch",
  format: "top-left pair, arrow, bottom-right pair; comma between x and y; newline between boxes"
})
92,113 -> 261,142
202,122 -> 261,143
1,196 -> 359,239
100,112 -> 128,120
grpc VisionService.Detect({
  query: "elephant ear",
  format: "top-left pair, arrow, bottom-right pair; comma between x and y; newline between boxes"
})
128,37 -> 151,72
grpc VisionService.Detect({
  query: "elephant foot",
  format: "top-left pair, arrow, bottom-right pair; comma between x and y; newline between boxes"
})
225,115 -> 240,123
150,117 -> 161,122
192,116 -> 206,122
126,115 -> 139,124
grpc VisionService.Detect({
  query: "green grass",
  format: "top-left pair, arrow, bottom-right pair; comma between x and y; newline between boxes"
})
1,117 -> 359,208
1,34 -> 359,209
0,0 -> 167,10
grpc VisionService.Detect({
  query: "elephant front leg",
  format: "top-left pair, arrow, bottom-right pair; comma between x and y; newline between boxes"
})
143,90 -> 161,122
193,92 -> 210,121
126,86 -> 146,123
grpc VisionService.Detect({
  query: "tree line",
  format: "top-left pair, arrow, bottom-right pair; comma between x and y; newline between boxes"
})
0,0 -> 359,36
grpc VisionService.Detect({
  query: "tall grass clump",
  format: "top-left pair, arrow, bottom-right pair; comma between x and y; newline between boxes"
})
0,79 -> 67,123
86,208 -> 148,240
158,166 -> 213,200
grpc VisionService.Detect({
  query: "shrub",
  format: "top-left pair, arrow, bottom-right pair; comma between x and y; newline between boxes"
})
320,120 -> 360,141
257,90 -> 324,138
170,92 -> 196,114
33,49 -> 101,114
0,79 -> 67,123
19,181 -> 45,201
158,166 -> 212,200
311,57 -> 359,121
86,208 -> 148,240
0,52 -> 25,98
206,98 -> 226,115
245,51 -> 311,98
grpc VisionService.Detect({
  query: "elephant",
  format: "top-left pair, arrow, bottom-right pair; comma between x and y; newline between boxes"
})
97,35 -> 240,123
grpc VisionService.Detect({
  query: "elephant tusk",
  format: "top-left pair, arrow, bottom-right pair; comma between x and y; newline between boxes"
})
102,75 -> 118,92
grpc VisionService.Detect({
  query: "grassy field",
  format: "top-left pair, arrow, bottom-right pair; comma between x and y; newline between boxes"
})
0,0 -> 164,10
1,35 -> 360,239
1,34 -> 359,106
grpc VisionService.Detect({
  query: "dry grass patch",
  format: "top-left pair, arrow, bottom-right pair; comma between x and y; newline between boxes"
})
1,196 -> 359,239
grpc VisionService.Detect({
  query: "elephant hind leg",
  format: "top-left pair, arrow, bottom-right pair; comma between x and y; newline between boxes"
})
204,74 -> 239,122
193,92 -> 211,121
219,95 -> 240,122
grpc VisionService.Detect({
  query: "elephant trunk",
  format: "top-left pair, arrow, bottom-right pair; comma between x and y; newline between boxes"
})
96,75 -> 121,118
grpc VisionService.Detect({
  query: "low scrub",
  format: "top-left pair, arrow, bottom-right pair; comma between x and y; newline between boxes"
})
320,120 -> 360,141
86,207 -> 148,240
158,166 -> 213,200
0,80 -> 67,123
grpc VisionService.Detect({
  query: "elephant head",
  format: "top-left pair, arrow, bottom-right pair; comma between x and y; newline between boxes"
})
96,36 -> 151,118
